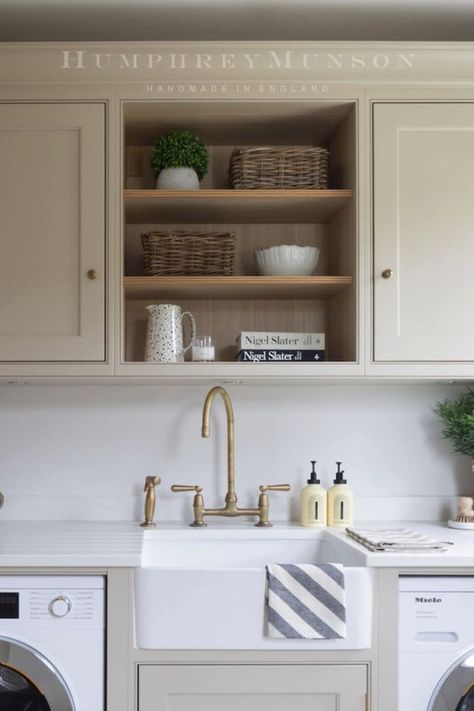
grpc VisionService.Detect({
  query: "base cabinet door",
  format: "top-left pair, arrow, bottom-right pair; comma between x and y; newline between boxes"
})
0,102 -> 106,362
138,664 -> 368,711
373,102 -> 474,363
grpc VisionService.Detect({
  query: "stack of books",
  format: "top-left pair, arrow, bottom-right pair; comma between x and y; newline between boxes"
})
236,331 -> 326,363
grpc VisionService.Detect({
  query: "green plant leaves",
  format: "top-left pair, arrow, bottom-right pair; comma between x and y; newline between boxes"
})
150,130 -> 208,180
434,390 -> 474,457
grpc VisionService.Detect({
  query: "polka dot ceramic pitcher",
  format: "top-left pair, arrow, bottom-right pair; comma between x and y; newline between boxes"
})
145,304 -> 196,363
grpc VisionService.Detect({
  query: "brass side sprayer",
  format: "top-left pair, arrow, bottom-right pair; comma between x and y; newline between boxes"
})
140,475 -> 161,528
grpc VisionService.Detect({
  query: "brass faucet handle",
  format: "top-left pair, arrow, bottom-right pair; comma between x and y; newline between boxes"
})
171,484 -> 203,493
255,484 -> 291,528
259,484 -> 291,493
171,485 -> 206,528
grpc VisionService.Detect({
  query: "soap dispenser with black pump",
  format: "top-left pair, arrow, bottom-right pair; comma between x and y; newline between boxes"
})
300,460 -> 327,527
327,462 -> 354,527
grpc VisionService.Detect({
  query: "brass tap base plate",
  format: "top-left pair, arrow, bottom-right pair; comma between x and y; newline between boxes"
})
140,522 -> 156,528
255,521 -> 273,527
190,521 -> 208,527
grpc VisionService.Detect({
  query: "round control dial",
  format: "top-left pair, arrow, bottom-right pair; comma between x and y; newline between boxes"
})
49,595 -> 72,618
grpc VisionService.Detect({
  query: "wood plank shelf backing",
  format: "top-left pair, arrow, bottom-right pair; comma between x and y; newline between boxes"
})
123,189 -> 353,224
124,276 -> 353,301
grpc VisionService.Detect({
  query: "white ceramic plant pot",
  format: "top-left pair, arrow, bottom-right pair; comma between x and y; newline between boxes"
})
156,167 -> 200,190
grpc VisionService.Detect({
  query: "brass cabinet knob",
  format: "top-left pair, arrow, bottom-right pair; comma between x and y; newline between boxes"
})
381,269 -> 393,279
87,269 -> 98,280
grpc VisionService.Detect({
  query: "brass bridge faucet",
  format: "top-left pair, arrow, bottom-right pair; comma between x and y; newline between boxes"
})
171,385 -> 290,527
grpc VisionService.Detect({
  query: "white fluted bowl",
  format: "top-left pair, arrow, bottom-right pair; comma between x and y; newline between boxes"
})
255,245 -> 320,276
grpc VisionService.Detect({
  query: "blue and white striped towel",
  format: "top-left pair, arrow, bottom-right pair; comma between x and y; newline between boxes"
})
266,563 -> 347,639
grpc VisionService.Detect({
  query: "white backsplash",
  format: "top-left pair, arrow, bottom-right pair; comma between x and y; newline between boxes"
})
0,383 -> 469,523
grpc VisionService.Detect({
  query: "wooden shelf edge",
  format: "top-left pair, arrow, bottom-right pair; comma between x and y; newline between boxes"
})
124,275 -> 353,300
123,188 -> 353,223
124,188 -> 353,199
124,275 -> 352,284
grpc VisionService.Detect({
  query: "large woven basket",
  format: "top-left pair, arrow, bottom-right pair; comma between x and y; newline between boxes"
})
141,231 -> 236,276
230,146 -> 329,190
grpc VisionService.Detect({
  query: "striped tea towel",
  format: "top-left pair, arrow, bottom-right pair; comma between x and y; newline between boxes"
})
266,563 -> 346,639
346,527 -> 452,552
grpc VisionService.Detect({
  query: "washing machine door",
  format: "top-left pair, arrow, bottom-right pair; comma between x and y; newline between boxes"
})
0,637 -> 74,711
0,663 -> 50,711
429,649 -> 474,711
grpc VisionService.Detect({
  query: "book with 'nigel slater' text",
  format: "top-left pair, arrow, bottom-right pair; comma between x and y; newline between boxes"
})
237,331 -> 325,351
237,349 -> 326,362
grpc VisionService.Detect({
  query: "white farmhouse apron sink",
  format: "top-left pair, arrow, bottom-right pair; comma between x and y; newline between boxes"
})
134,527 -> 372,650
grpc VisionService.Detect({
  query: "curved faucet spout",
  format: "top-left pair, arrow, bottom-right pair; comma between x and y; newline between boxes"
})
201,386 -> 236,505
170,385 -> 290,526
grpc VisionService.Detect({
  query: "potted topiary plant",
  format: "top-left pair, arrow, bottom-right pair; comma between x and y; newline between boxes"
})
434,389 -> 474,472
150,129 -> 208,190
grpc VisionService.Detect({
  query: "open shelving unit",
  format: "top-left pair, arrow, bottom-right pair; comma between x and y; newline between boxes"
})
121,100 -> 358,370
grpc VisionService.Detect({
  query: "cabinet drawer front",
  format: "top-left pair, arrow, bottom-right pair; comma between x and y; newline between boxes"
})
138,664 -> 367,711
0,102 -> 105,361
373,102 -> 474,362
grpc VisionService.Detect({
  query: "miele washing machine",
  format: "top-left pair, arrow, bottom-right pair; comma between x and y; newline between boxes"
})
0,575 -> 105,711
399,576 -> 474,711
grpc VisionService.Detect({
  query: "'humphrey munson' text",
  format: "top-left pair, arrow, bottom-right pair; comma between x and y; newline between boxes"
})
61,50 -> 415,72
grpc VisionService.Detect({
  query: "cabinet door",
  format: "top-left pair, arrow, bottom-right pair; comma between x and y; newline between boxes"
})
373,102 -> 474,362
0,103 -> 105,361
138,664 -> 367,711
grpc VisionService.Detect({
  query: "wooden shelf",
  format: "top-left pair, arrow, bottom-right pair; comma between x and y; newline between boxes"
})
124,275 -> 353,301
123,189 -> 353,224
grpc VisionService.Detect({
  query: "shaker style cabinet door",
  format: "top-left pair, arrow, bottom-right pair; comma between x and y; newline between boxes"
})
138,664 -> 368,711
373,102 -> 474,362
0,103 -> 105,361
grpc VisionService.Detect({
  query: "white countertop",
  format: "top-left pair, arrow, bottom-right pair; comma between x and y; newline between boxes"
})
0,520 -> 473,568
330,521 -> 474,568
0,521 -> 143,567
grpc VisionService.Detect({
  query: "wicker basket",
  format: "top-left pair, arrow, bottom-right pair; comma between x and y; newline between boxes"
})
141,231 -> 236,276
230,146 -> 329,190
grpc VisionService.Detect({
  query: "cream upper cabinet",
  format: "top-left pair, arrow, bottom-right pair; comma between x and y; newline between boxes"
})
3,44 -> 474,380
373,102 -> 474,363
0,102 -> 105,362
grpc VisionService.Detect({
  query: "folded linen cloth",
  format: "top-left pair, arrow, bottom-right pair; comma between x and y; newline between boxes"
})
266,563 -> 346,639
346,527 -> 451,552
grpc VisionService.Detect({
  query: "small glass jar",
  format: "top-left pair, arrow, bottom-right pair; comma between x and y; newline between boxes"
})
191,336 -> 215,362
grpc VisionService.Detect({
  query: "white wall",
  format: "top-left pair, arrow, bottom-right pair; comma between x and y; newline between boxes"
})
0,383 -> 470,523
